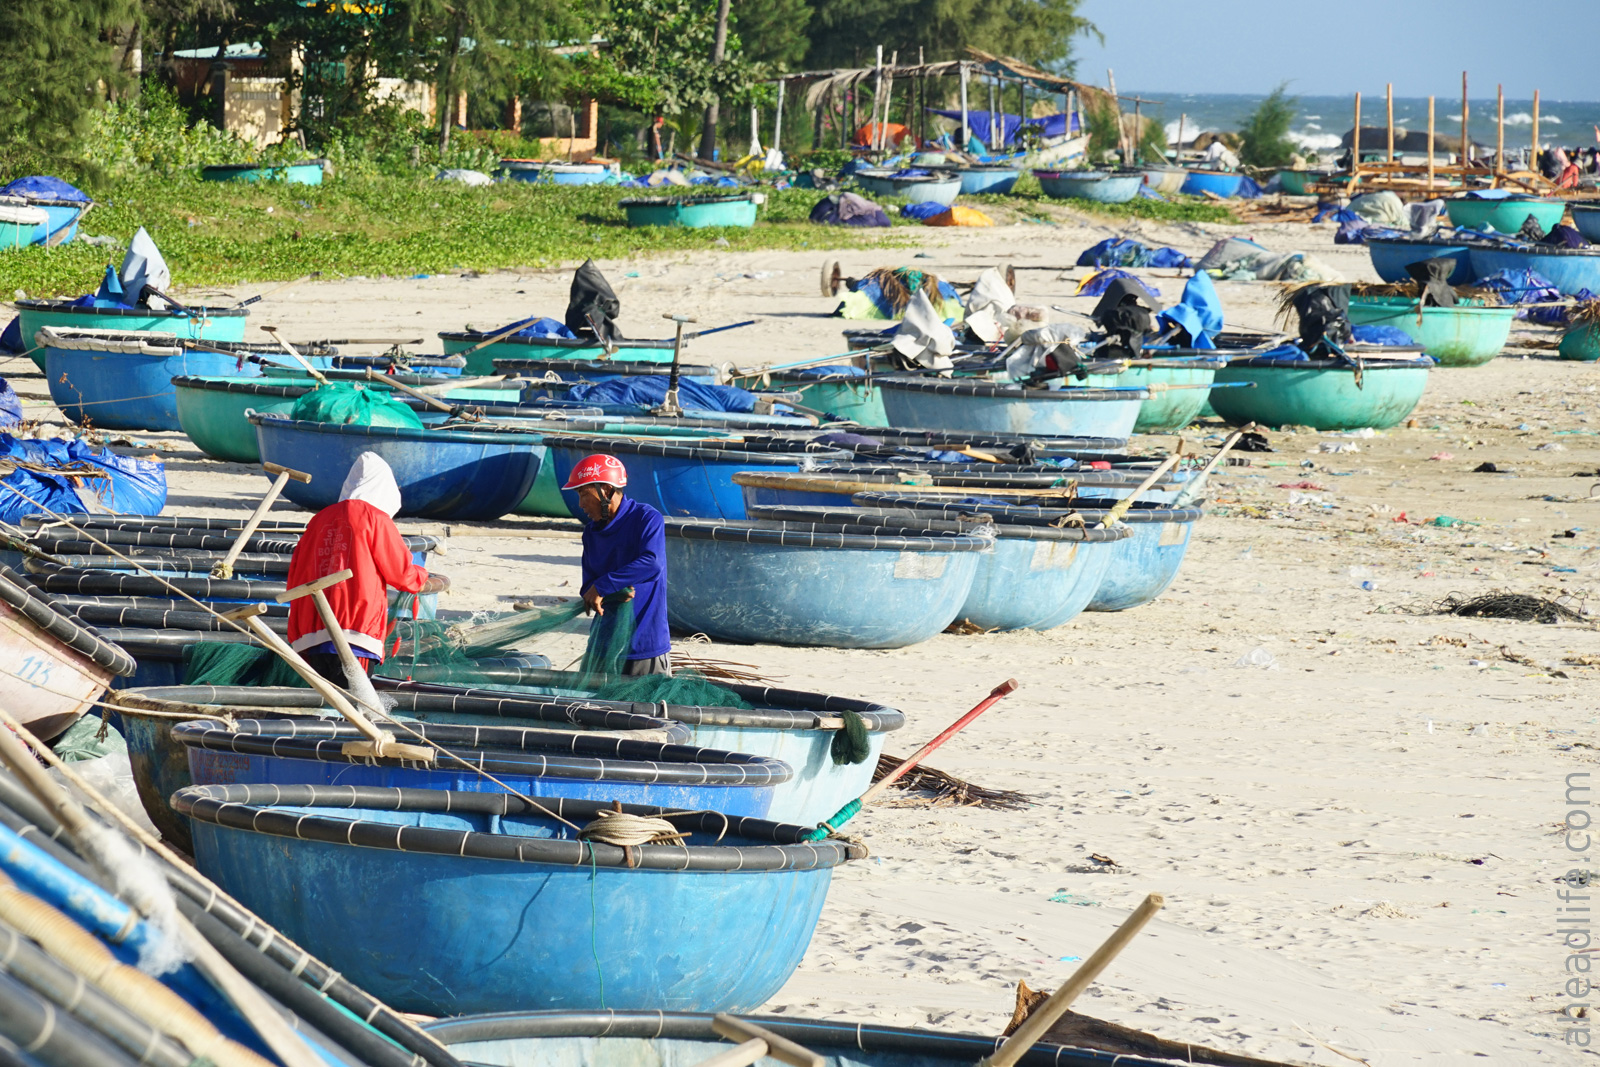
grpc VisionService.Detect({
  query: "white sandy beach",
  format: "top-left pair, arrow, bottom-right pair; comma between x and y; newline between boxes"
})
4,204 -> 1596,1064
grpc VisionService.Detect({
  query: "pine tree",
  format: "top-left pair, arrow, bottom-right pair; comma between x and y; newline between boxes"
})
0,0 -> 140,160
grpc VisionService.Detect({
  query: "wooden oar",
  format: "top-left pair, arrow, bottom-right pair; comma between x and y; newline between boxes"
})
978,893 -> 1166,1067
1097,445 -> 1188,529
411,374 -> 510,396
260,325 -> 330,385
1171,430 -> 1243,507
211,461 -> 311,579
692,1016 -> 824,1067
283,569 -> 386,719
222,593 -> 433,762
363,368 -> 482,421
803,678 -> 1017,841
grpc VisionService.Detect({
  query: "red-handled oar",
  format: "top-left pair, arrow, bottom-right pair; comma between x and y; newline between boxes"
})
803,678 -> 1018,842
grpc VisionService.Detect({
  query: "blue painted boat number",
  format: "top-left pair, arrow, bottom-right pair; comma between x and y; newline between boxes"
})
16,655 -> 52,687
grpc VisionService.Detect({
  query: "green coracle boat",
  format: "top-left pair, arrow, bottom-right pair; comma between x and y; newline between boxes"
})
16,300 -> 248,370
1346,296 -> 1515,367
1209,355 -> 1432,430
1442,195 -> 1566,234
620,192 -> 759,228
1083,357 -> 1226,433
759,369 -> 887,426
1560,323 -> 1600,362
439,331 -> 677,375
173,375 -> 522,463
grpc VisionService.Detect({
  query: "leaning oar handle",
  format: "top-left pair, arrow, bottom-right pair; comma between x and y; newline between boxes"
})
803,678 -> 1018,842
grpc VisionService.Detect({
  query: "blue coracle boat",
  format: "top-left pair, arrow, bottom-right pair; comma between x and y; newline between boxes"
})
1466,242 -> 1600,297
372,674 -> 906,825
854,492 -> 1203,612
1034,170 -> 1143,203
1179,170 -> 1245,198
422,1010 -> 1175,1067
1366,236 -> 1473,286
40,330 -> 334,432
876,376 -> 1148,439
175,784 -> 862,1015
735,466 -> 1189,508
250,415 -> 544,520
952,165 -> 1021,195
665,518 -> 985,647
542,435 -> 852,519
15,300 -> 249,370
748,504 -> 1128,631
177,717 -> 789,815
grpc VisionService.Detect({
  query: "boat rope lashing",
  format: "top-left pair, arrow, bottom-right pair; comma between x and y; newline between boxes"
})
577,809 -> 687,848
1050,513 -> 1086,528
830,710 -> 871,765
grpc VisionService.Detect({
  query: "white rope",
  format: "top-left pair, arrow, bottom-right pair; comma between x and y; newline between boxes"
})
577,809 -> 685,846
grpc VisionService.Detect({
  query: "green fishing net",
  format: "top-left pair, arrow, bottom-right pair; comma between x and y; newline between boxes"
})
180,593 -> 754,711
289,382 -> 423,429
184,641 -> 310,687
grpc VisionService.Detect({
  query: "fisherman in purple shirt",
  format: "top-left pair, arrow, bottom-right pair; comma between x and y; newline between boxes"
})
564,453 -> 671,676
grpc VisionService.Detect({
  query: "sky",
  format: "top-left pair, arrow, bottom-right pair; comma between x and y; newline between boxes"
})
1072,0 -> 1600,101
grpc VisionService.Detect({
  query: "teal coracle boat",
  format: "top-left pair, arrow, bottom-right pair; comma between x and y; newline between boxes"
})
16,299 -> 249,370
1560,323 -> 1600,362
1346,296 -> 1514,367
1034,170 -> 1142,204
439,330 -> 677,374
498,159 -> 613,184
1083,357 -> 1226,433
621,192 -> 758,228
1275,170 -> 1326,196
761,367 -> 887,425
1443,195 -> 1566,234
1572,204 -> 1600,243
1210,355 -> 1432,430
199,160 -> 325,185
952,165 -> 1021,195
0,202 -> 48,251
853,169 -> 961,205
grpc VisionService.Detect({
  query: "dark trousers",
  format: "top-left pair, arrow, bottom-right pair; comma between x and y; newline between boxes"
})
304,652 -> 372,687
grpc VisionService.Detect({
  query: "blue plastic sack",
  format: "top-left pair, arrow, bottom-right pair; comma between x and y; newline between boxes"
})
1314,203 -> 1361,224
0,320 -> 21,356
0,380 -> 21,428
1158,271 -> 1224,348
1236,176 -> 1264,199
1076,237 -> 1191,270
564,375 -> 759,413
1351,324 -> 1415,346
499,316 -> 574,340
0,176 -> 89,202
1077,268 -> 1160,300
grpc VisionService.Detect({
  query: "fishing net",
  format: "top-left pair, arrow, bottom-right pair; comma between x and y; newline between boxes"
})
184,641 -> 310,686
289,383 -> 423,429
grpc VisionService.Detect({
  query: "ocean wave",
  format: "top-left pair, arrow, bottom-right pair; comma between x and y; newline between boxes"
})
1503,112 -> 1563,126
1291,131 -> 1342,150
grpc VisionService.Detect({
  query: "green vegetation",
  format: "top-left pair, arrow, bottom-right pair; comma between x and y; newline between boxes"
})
0,176 -> 913,298
1238,82 -> 1299,169
0,0 -> 138,167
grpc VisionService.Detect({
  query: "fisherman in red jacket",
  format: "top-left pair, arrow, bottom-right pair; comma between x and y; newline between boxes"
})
286,452 -> 446,685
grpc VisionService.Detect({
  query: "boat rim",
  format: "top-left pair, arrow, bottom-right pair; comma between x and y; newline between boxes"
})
0,564 -> 135,676
665,516 -> 992,551
172,784 -> 862,869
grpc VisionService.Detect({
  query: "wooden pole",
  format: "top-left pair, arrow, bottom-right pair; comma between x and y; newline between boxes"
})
987,77 -> 997,152
1385,82 -> 1394,162
1461,71 -> 1469,168
1106,68 -> 1125,162
979,894 -> 1167,1067
1352,92 -> 1361,182
1176,113 -> 1185,164
211,462 -> 311,579
958,63 -> 970,151
1496,83 -> 1505,180
871,45 -> 883,152
773,78 -> 784,156
1532,89 -> 1541,171
1427,95 -> 1436,190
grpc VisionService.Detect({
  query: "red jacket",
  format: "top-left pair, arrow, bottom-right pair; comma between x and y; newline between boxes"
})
287,499 -> 429,659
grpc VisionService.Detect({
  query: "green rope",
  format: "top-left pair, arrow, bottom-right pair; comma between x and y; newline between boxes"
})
588,841 -> 605,1008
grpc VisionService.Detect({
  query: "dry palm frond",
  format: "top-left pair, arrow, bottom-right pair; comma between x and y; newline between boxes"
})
861,267 -> 946,315
1346,281 -> 1504,305
872,753 -> 1034,809
1400,590 -> 1592,625
1572,299 -> 1600,328
1272,280 -> 1326,328
670,651 -> 779,684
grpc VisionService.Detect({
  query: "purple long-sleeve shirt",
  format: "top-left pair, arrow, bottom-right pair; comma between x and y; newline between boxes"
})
580,495 -> 670,660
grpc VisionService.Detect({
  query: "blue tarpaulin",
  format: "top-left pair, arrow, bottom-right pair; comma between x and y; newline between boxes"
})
0,176 -> 89,202
0,436 -> 166,523
1351,324 -> 1415,345
927,109 -> 1079,149
497,316 -> 575,339
564,376 -> 760,413
1076,237 -> 1191,270
1158,271 -> 1223,348
1077,268 -> 1160,300
900,202 -> 947,220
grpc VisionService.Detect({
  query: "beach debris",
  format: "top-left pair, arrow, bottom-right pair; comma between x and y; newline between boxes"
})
1233,647 -> 1279,670
1047,892 -> 1101,906
1473,462 -> 1501,473
1088,853 -> 1119,868
870,753 -> 1033,810
1428,452 -> 1454,461
1003,981 -> 1297,1066
1406,592 -> 1590,625
1233,432 -> 1273,453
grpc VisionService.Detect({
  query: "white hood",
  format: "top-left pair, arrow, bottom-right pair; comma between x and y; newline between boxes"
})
338,451 -> 403,517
